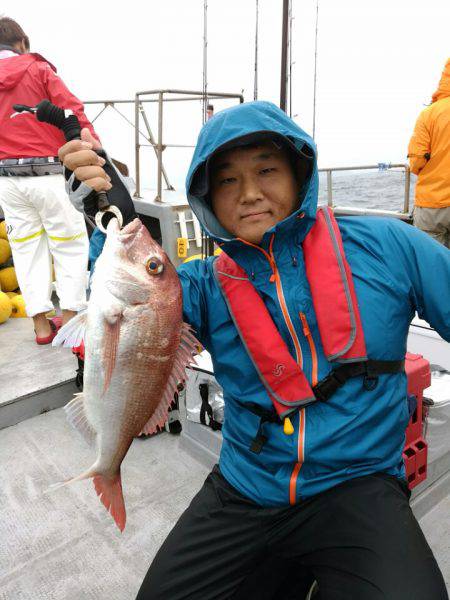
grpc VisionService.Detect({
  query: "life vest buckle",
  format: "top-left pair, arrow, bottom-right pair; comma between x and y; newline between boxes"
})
363,363 -> 379,391
313,370 -> 345,403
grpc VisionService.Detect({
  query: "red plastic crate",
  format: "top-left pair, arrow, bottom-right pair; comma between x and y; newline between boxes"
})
403,353 -> 431,489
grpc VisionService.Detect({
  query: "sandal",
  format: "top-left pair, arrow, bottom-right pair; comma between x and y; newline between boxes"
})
35,317 -> 62,345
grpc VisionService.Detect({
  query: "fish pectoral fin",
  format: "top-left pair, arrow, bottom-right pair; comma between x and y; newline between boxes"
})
102,317 -> 121,394
52,310 -> 88,348
64,393 -> 97,447
139,323 -> 199,436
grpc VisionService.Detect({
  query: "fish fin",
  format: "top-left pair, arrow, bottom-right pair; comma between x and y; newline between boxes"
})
46,466 -> 96,493
139,323 -> 199,436
64,394 -> 97,447
102,318 -> 121,394
52,310 -> 88,348
93,472 -> 126,532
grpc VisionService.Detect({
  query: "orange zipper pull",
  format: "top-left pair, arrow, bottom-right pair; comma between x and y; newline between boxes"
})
269,273 -> 276,283
299,312 -> 310,336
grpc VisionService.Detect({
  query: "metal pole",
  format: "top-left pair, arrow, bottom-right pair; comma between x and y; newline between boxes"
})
156,92 -> 164,202
312,0 -> 319,139
140,102 -> 174,190
404,166 -> 411,214
288,0 -> 293,117
202,0 -> 208,123
327,170 -> 333,206
254,0 -> 259,100
280,0 -> 289,112
134,94 -> 140,198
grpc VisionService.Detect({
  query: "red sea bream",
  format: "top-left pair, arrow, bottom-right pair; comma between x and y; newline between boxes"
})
53,218 -> 197,531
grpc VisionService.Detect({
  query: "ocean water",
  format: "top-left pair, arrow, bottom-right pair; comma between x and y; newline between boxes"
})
317,169 -> 416,213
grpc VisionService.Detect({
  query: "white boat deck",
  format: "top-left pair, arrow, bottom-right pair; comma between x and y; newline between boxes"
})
0,409 -> 209,599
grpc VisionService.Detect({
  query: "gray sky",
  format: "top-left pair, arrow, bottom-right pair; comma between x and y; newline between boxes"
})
3,0 -> 450,189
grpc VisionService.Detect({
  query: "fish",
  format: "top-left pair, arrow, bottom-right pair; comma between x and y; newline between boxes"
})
52,217 -> 197,531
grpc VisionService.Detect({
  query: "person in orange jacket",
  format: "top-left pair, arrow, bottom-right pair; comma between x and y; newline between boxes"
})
408,58 -> 450,248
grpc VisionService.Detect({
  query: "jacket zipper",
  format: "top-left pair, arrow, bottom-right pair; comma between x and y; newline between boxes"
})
237,237 -> 302,363
289,312 -> 320,505
237,235 -> 306,504
268,236 -> 303,366
299,312 -> 318,386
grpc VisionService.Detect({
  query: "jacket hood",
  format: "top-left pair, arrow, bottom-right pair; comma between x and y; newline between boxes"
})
432,58 -> 450,103
0,53 -> 55,91
185,101 -> 318,247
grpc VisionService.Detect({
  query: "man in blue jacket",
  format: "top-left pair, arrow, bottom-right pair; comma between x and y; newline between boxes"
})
60,101 -> 450,599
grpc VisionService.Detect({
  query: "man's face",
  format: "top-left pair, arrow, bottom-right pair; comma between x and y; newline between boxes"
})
210,142 -> 300,245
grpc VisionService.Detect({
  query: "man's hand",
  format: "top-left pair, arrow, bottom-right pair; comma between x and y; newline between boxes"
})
58,128 -> 112,192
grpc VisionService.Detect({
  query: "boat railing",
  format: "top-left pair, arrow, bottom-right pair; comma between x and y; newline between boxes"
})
319,163 -> 412,221
85,90 -> 244,201
84,96 -> 412,221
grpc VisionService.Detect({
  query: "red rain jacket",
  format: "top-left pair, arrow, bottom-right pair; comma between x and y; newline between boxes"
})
0,52 -> 98,160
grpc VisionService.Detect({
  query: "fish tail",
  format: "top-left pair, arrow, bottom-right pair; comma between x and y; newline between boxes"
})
93,471 -> 126,532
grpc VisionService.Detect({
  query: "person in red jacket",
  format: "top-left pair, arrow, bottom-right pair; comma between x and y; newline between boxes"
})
0,17 -> 99,343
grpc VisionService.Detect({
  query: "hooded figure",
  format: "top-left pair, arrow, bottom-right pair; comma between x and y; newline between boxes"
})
408,57 -> 450,247
62,100 -> 450,599
179,100 -> 449,502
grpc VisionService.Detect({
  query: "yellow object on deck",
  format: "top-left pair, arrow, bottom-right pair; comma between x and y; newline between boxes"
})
283,417 -> 294,435
0,220 -> 7,240
0,266 -> 18,292
0,239 -> 11,265
0,291 -> 12,323
10,294 -> 27,318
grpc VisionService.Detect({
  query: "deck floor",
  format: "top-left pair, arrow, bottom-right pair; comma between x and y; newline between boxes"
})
0,409 -> 209,600
0,317 -> 74,406
0,407 -> 449,599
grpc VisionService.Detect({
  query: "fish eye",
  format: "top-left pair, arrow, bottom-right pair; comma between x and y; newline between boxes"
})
145,257 -> 164,275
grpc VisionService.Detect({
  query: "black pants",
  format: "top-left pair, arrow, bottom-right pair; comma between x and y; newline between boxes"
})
136,467 -> 447,600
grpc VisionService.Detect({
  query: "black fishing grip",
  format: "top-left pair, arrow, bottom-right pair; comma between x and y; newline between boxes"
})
31,100 -> 110,212
35,99 -> 82,141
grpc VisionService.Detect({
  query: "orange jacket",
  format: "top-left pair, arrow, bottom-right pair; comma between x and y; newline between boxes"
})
408,58 -> 450,208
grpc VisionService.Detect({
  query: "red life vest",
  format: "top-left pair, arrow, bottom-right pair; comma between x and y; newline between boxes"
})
214,207 -> 403,421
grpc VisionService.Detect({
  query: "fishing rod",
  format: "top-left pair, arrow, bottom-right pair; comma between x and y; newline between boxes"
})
11,99 -> 123,233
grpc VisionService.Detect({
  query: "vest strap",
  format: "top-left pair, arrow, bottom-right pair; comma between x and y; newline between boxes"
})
243,359 -> 405,453
313,359 -> 405,403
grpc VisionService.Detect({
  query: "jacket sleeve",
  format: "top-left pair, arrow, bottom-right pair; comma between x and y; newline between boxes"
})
177,260 -> 209,347
385,220 -> 450,342
88,228 -> 106,276
407,111 -> 431,175
41,63 -> 100,143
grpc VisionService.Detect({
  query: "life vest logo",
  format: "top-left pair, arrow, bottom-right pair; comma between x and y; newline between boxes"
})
273,363 -> 285,377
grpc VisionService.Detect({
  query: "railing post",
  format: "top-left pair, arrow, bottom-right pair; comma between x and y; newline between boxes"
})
134,94 -> 140,198
156,92 -> 164,202
404,165 -> 411,214
327,170 -> 333,207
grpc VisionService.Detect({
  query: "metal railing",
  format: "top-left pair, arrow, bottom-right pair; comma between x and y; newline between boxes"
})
84,98 -> 412,218
133,90 -> 244,200
85,90 -> 244,201
319,163 -> 412,219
